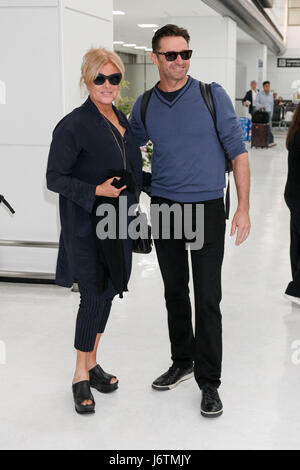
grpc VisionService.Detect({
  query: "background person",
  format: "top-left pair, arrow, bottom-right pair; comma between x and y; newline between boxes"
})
284,104 -> 300,305
242,80 -> 258,116
255,80 -> 276,147
46,48 -> 142,414
274,96 -> 285,106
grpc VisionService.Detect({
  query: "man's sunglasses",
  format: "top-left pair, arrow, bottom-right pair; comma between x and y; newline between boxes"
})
93,73 -> 122,86
155,50 -> 193,62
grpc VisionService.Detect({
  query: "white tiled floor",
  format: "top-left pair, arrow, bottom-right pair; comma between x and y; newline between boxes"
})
1,131 -> 300,450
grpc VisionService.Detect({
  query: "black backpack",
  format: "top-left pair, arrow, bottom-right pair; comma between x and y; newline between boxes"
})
140,81 -> 232,219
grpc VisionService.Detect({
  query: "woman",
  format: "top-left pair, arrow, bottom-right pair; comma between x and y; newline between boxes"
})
46,48 -> 143,414
284,103 -> 300,305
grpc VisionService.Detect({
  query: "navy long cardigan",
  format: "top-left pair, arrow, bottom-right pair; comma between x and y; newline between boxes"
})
46,97 -> 143,298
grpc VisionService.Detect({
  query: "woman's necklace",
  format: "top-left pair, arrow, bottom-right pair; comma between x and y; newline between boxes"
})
102,114 -> 127,170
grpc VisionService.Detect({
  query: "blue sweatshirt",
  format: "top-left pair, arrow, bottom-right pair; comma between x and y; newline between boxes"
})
130,76 -> 247,202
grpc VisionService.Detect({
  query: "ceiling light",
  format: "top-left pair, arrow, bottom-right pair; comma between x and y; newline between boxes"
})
145,48 -> 152,52
138,24 -> 159,28
113,11 -> 125,15
113,41 -> 125,45
122,44 -> 136,48
135,46 -> 147,50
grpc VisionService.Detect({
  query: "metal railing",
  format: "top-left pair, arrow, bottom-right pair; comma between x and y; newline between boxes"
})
0,240 -> 58,248
0,239 -> 57,280
1,195 -> 57,280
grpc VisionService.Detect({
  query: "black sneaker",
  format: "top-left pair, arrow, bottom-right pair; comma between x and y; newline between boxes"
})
200,385 -> 223,418
152,364 -> 194,391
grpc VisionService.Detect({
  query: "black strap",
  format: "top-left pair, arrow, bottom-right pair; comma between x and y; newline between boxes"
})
0,194 -> 15,214
199,81 -> 231,219
141,88 -> 154,129
199,82 -> 232,169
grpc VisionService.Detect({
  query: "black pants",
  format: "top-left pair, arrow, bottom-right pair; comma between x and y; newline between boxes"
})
151,196 -> 226,389
74,284 -> 112,352
285,208 -> 300,297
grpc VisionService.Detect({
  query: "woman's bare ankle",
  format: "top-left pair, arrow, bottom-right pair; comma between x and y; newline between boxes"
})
86,361 -> 97,371
86,354 -> 97,371
73,370 -> 89,385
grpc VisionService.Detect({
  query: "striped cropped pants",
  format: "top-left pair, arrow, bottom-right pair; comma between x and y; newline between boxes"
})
74,284 -> 113,352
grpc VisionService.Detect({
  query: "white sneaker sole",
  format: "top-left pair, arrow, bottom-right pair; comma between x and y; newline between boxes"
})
152,372 -> 194,391
201,408 -> 223,418
283,293 -> 300,306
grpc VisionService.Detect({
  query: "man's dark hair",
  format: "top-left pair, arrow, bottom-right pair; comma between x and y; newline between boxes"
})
263,81 -> 270,87
152,24 -> 190,52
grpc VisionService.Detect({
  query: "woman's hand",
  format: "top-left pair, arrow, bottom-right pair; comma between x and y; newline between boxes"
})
95,177 -> 126,198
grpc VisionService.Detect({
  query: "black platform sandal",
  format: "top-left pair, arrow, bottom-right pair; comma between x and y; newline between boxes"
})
72,380 -> 95,414
89,364 -> 119,393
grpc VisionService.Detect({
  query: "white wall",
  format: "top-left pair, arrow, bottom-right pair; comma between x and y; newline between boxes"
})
236,43 -> 268,92
268,27 -> 300,100
0,0 -> 113,275
63,0 -> 113,113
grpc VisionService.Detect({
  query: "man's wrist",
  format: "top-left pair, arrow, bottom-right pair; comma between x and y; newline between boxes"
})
237,202 -> 249,211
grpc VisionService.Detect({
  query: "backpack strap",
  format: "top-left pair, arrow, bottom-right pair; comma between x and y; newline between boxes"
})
199,81 -> 231,219
199,82 -> 231,167
140,88 -> 154,129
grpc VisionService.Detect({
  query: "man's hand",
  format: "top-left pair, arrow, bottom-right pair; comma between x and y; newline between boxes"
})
230,207 -> 251,246
231,152 -> 250,245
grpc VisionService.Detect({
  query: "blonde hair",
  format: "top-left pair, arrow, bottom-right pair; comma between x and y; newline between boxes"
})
80,47 -> 125,95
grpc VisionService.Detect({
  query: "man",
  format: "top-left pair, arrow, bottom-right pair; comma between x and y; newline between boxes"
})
255,80 -> 276,147
242,80 -> 258,115
130,24 -> 250,418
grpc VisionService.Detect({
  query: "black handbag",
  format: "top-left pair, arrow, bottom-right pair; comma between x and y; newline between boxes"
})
132,203 -> 153,254
111,176 -> 153,254
252,109 -> 270,124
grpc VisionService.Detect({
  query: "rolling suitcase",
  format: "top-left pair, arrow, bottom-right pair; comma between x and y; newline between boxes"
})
251,123 -> 269,148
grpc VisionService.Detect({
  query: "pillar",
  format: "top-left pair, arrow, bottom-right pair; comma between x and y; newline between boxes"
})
236,43 -> 268,92
0,0 -> 113,277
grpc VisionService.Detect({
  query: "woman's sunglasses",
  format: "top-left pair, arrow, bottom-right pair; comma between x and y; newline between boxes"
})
155,50 -> 193,62
93,73 -> 122,86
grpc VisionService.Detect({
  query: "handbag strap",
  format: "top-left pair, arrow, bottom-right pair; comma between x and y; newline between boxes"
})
102,114 -> 127,170
102,114 -> 142,210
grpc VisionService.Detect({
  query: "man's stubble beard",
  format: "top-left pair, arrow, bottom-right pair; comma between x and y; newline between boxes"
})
162,64 -> 189,83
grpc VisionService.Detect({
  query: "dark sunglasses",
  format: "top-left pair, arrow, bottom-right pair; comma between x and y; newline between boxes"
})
155,50 -> 193,62
93,73 -> 122,86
